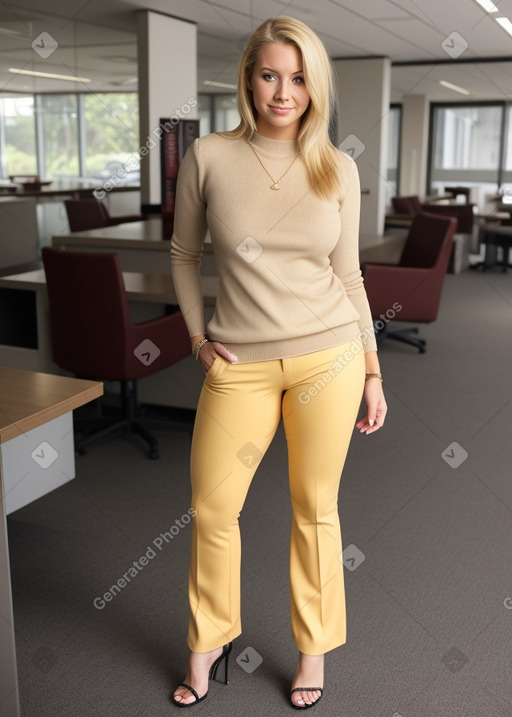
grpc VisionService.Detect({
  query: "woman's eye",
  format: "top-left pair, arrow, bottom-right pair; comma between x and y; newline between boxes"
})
263,74 -> 276,81
293,76 -> 304,84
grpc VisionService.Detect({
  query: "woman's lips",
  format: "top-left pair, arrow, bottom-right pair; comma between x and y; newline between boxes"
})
269,106 -> 293,115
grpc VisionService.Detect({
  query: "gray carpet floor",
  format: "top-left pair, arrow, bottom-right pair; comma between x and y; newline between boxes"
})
7,266 -> 512,717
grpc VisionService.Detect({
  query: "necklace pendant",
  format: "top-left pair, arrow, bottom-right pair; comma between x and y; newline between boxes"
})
270,182 -> 280,190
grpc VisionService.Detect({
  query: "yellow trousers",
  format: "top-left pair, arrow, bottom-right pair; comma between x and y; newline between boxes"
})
187,340 -> 365,655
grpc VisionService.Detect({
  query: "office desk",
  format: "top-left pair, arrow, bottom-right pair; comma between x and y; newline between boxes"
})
53,220 -> 401,273
1,367 -> 102,717
0,269 -> 218,306
0,182 -> 139,200
360,231 -> 407,264
53,216 -> 167,250
52,216 -> 216,274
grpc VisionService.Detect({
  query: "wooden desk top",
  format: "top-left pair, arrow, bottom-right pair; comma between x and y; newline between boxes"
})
0,270 -> 219,307
0,366 -> 102,443
0,182 -> 139,199
122,272 -> 219,306
53,220 -> 406,262
53,216 -> 171,250
360,232 -> 407,264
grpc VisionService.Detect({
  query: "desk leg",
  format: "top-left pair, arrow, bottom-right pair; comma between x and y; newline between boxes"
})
498,239 -> 512,272
0,461 -> 21,717
483,238 -> 497,270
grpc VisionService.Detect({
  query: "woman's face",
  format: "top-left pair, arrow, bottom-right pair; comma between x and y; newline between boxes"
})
247,42 -> 311,140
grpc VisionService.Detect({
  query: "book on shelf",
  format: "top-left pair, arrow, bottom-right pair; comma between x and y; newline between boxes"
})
160,118 -> 200,237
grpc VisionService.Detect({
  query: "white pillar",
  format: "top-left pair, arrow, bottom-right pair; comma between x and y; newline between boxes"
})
399,95 -> 430,198
333,58 -> 391,235
137,11 -> 197,211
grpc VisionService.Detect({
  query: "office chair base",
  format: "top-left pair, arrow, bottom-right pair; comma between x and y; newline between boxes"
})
74,380 -> 195,459
375,323 -> 427,353
75,417 -> 160,458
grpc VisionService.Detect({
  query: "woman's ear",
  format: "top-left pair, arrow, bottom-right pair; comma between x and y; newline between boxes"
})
246,73 -> 253,91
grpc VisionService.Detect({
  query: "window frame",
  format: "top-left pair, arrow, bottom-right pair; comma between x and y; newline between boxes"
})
427,100 -> 509,196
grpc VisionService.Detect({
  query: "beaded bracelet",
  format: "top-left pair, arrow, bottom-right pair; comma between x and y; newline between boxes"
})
193,336 -> 210,360
365,372 -> 383,382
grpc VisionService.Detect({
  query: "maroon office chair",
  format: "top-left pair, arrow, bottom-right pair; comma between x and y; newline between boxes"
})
362,212 -> 456,353
42,246 -> 192,458
64,198 -> 142,232
417,202 -> 474,233
392,195 -> 422,215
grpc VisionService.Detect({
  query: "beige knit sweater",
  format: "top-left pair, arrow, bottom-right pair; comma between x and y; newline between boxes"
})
170,131 -> 377,363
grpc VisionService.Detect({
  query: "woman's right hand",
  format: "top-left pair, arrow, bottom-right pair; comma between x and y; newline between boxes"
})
192,336 -> 238,373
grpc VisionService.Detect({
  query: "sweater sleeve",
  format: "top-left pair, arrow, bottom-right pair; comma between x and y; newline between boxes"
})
329,157 -> 377,352
170,139 -> 208,338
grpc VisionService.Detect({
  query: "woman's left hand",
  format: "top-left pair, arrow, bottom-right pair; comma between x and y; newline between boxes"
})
356,378 -> 387,435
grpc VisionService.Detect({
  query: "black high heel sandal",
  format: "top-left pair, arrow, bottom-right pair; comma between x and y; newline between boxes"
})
171,641 -> 233,708
290,686 -> 324,710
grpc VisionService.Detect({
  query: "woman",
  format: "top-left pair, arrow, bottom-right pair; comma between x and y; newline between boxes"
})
170,16 -> 387,710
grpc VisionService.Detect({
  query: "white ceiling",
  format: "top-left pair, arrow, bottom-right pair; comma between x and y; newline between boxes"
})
0,0 -> 512,101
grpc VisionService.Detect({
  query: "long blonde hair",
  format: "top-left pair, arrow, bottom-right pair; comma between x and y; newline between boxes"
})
224,16 -> 341,200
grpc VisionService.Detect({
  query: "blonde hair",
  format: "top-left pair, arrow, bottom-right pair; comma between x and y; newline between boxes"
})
224,16 -> 341,200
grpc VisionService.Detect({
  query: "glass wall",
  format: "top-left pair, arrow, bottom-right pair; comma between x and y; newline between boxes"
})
429,103 -> 505,210
502,106 -> 512,204
0,96 -> 37,176
0,92 -> 139,183
197,93 -> 239,134
214,94 -> 239,132
197,94 -> 212,136
83,93 -> 139,184
38,94 -> 79,178
386,105 -> 401,206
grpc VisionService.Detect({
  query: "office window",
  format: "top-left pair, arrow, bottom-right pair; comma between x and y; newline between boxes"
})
0,96 -> 37,177
214,95 -> 239,132
39,94 -> 79,178
429,103 -> 503,209
83,93 -> 139,184
386,105 -> 401,205
197,94 -> 212,136
502,106 -> 512,202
